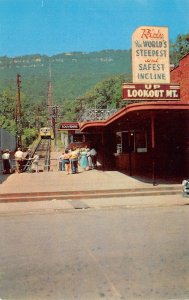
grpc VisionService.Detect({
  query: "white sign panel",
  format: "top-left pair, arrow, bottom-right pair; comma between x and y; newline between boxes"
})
132,26 -> 170,84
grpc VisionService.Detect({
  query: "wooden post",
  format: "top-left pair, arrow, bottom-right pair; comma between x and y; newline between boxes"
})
151,112 -> 156,185
128,122 -> 132,176
101,130 -> 105,171
17,74 -> 22,148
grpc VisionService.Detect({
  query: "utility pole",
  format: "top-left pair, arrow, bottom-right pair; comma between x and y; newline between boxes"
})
46,63 -> 59,145
16,74 -> 22,148
47,63 -> 52,119
51,105 -> 58,146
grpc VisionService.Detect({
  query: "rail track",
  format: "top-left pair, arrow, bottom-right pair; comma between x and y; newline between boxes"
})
34,139 -> 51,171
25,139 -> 51,172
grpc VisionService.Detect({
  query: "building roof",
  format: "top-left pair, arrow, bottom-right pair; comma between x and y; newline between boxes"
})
79,101 -> 189,132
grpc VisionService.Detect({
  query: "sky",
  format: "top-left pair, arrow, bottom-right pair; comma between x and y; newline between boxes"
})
0,0 -> 189,57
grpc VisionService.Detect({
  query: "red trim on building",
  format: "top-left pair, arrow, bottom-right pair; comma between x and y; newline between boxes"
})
80,101 -> 189,132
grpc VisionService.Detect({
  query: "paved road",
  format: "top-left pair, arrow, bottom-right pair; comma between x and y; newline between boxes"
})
0,205 -> 189,300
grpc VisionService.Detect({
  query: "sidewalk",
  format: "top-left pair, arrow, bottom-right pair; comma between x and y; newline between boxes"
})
0,167 -> 182,194
0,165 -> 188,214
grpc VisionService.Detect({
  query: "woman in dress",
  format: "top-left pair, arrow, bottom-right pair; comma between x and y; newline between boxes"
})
2,149 -> 11,174
86,148 -> 92,170
79,147 -> 89,171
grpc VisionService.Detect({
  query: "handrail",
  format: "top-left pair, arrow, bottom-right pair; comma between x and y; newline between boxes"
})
0,158 -> 59,173
44,140 -> 51,171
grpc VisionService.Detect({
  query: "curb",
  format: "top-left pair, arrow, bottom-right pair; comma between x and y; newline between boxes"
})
0,187 -> 182,203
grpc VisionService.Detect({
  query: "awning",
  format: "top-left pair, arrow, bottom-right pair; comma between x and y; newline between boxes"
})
79,101 -> 189,132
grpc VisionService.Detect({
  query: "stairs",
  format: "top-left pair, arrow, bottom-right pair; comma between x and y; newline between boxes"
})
0,186 -> 182,203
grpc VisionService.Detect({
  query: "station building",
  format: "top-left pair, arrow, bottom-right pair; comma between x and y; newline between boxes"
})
79,53 -> 189,182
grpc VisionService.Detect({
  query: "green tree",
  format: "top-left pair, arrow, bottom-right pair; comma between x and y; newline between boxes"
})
170,33 -> 189,65
61,74 -> 131,121
0,89 -> 17,134
22,128 -> 38,148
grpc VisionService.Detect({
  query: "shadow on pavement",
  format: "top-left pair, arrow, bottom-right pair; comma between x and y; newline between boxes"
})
119,170 -> 183,185
0,173 -> 13,184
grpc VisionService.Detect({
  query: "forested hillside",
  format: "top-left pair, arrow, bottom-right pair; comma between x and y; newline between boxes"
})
0,50 -> 132,104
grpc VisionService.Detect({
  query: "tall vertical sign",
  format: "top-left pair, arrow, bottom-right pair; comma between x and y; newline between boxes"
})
132,26 -> 170,83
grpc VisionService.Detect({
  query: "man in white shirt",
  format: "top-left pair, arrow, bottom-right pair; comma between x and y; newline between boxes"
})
90,148 -> 97,169
14,147 -> 24,173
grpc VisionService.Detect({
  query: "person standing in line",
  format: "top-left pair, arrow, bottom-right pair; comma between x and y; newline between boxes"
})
32,154 -> 39,172
22,148 -> 29,171
90,147 -> 97,169
14,147 -> 24,173
2,149 -> 11,174
58,152 -> 65,171
62,149 -> 71,174
79,146 -> 89,171
86,148 -> 92,170
24,148 -> 33,172
70,147 -> 79,174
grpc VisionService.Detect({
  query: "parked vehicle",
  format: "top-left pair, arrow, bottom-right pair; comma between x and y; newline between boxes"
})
182,179 -> 189,197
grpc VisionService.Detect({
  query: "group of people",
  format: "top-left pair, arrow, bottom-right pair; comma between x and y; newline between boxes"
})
14,147 -> 38,173
1,145 -> 97,175
58,146 -> 97,175
1,148 -> 22,174
1,147 -> 39,174
14,148 -> 40,173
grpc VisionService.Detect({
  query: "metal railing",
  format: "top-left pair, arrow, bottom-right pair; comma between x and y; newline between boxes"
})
77,108 -> 117,122
0,158 -> 63,173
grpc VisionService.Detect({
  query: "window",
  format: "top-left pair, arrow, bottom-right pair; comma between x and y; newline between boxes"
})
135,131 -> 147,152
116,131 -> 147,153
122,132 -> 134,153
116,132 -> 122,153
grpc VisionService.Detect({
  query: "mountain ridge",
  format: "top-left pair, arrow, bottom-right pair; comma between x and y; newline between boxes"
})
0,49 -> 132,104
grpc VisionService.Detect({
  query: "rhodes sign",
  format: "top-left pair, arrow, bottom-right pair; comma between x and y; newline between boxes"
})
132,26 -> 170,84
123,83 -> 180,101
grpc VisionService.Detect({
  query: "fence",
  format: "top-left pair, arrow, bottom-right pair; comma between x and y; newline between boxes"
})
0,128 -> 16,151
0,158 -> 61,173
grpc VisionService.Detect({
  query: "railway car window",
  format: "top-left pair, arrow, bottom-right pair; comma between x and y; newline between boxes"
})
40,127 -> 53,139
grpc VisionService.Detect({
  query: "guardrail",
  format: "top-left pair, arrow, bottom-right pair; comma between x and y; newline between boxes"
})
0,158 -> 60,173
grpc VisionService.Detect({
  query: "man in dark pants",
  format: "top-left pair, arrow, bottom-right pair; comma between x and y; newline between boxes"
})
90,147 -> 97,169
2,149 -> 11,174
70,148 -> 79,174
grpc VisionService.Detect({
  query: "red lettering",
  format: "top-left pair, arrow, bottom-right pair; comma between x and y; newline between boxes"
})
141,28 -> 164,39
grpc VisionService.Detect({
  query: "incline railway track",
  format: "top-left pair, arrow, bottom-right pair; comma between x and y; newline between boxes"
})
24,139 -> 51,172
34,139 -> 51,171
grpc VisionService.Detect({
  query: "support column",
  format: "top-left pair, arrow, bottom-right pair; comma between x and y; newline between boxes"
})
128,122 -> 132,176
185,113 -> 189,177
101,130 -> 105,171
151,112 -> 156,185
